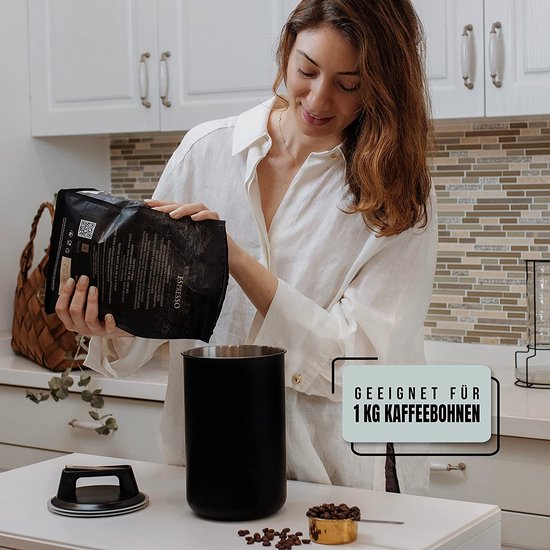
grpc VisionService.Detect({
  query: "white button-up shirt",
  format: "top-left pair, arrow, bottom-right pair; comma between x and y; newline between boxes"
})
86,99 -> 438,495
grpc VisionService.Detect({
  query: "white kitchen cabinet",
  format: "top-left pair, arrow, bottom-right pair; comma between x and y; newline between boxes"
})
413,0 -> 550,118
28,0 -> 160,135
0,384 -> 165,470
424,342 -> 550,550
156,0 -> 292,131
484,0 -> 550,117
28,0 -> 297,136
429,436 -> 550,550
0,337 -> 167,471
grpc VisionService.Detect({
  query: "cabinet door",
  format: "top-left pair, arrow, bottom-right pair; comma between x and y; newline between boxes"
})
413,0 -> 484,119
485,0 -> 550,116
28,0 -> 160,136
158,0 -> 288,131
429,437 -> 550,549
0,384 -> 164,464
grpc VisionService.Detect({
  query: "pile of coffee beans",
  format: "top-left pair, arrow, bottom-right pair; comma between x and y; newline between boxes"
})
306,502 -> 361,521
237,527 -> 310,547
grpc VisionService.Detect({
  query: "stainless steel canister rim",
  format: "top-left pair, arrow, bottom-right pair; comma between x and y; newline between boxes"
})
182,344 -> 287,359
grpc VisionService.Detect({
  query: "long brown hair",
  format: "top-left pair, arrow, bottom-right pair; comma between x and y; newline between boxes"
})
273,0 -> 433,236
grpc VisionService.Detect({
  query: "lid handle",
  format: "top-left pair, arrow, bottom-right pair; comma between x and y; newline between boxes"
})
56,464 -> 140,503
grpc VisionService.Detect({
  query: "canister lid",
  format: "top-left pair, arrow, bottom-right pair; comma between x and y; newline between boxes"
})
47,464 -> 149,518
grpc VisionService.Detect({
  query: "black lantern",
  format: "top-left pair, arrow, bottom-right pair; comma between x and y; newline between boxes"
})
515,260 -> 550,388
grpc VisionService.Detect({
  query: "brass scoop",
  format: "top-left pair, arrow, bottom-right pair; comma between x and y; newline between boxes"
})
308,516 -> 404,545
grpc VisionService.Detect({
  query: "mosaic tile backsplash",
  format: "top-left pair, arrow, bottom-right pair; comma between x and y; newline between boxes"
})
110,117 -> 550,345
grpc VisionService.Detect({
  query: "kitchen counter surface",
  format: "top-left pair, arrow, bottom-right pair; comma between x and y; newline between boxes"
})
0,336 -> 167,402
0,453 -> 500,550
425,341 -> 550,441
2,336 -> 549,439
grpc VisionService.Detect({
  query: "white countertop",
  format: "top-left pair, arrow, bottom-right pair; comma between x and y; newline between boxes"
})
2,336 -> 550,439
0,453 -> 500,550
0,336 -> 167,402
425,341 -> 550,441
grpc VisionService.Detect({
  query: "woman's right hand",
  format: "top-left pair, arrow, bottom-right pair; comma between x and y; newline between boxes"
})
55,275 -> 131,338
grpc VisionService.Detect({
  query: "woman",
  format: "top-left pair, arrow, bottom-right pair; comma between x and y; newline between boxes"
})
56,0 -> 437,494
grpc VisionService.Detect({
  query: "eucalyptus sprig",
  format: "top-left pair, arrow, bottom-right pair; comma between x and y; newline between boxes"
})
25,336 -> 118,436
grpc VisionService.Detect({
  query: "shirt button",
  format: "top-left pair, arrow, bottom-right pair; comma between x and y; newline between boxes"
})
292,373 -> 302,385
329,154 -> 337,160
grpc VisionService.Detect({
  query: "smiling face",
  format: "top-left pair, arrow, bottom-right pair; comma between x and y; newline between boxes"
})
284,25 -> 363,144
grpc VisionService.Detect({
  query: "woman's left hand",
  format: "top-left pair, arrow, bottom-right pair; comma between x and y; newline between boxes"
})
144,199 -> 219,222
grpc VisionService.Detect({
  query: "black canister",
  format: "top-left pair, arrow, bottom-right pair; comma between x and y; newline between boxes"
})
182,345 -> 287,521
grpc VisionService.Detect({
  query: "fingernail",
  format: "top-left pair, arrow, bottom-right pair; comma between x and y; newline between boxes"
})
105,314 -> 113,323
190,214 -> 198,220
89,286 -> 96,296
66,277 -> 75,288
169,211 -> 177,218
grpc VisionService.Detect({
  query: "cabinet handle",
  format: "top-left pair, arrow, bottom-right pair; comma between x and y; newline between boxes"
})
68,419 -> 103,431
139,52 -> 152,108
160,51 -> 171,107
489,21 -> 502,88
430,462 -> 466,472
461,24 -> 474,89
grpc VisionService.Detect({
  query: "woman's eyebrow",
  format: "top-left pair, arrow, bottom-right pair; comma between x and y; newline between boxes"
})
296,49 -> 359,76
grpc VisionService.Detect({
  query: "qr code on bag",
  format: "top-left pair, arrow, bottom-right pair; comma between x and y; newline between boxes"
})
77,219 -> 96,240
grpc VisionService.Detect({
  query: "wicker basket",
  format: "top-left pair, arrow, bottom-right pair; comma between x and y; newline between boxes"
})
11,202 -> 82,371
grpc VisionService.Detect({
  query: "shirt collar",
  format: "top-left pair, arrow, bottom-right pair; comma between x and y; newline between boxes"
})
232,98 -> 275,156
231,97 -> 346,163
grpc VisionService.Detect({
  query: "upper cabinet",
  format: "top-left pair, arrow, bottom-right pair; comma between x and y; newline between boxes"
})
28,0 -> 298,136
413,0 -> 550,119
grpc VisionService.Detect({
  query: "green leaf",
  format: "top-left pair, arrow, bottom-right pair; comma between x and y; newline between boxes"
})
92,388 -> 102,396
26,390 -> 50,404
95,425 -> 110,436
91,395 -> 105,409
105,417 -> 118,430
78,375 -> 91,387
55,387 -> 69,400
65,377 -> 74,388
88,410 -> 99,421
48,377 -> 62,391
81,390 -> 93,402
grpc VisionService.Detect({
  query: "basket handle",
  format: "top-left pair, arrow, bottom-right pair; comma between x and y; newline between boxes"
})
19,202 -> 54,283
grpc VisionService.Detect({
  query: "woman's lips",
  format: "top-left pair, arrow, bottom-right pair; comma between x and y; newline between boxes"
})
302,108 -> 333,127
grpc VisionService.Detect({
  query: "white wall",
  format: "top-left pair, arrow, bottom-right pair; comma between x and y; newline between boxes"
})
0,2 -> 110,335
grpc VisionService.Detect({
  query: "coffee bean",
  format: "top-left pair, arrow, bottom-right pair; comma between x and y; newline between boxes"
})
238,527 -> 310,548
306,502 -> 361,521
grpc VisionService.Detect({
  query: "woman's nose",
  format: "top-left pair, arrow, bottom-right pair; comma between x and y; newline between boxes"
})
307,79 -> 331,113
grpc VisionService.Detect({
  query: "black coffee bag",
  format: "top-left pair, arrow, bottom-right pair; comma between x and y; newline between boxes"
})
45,189 -> 228,340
